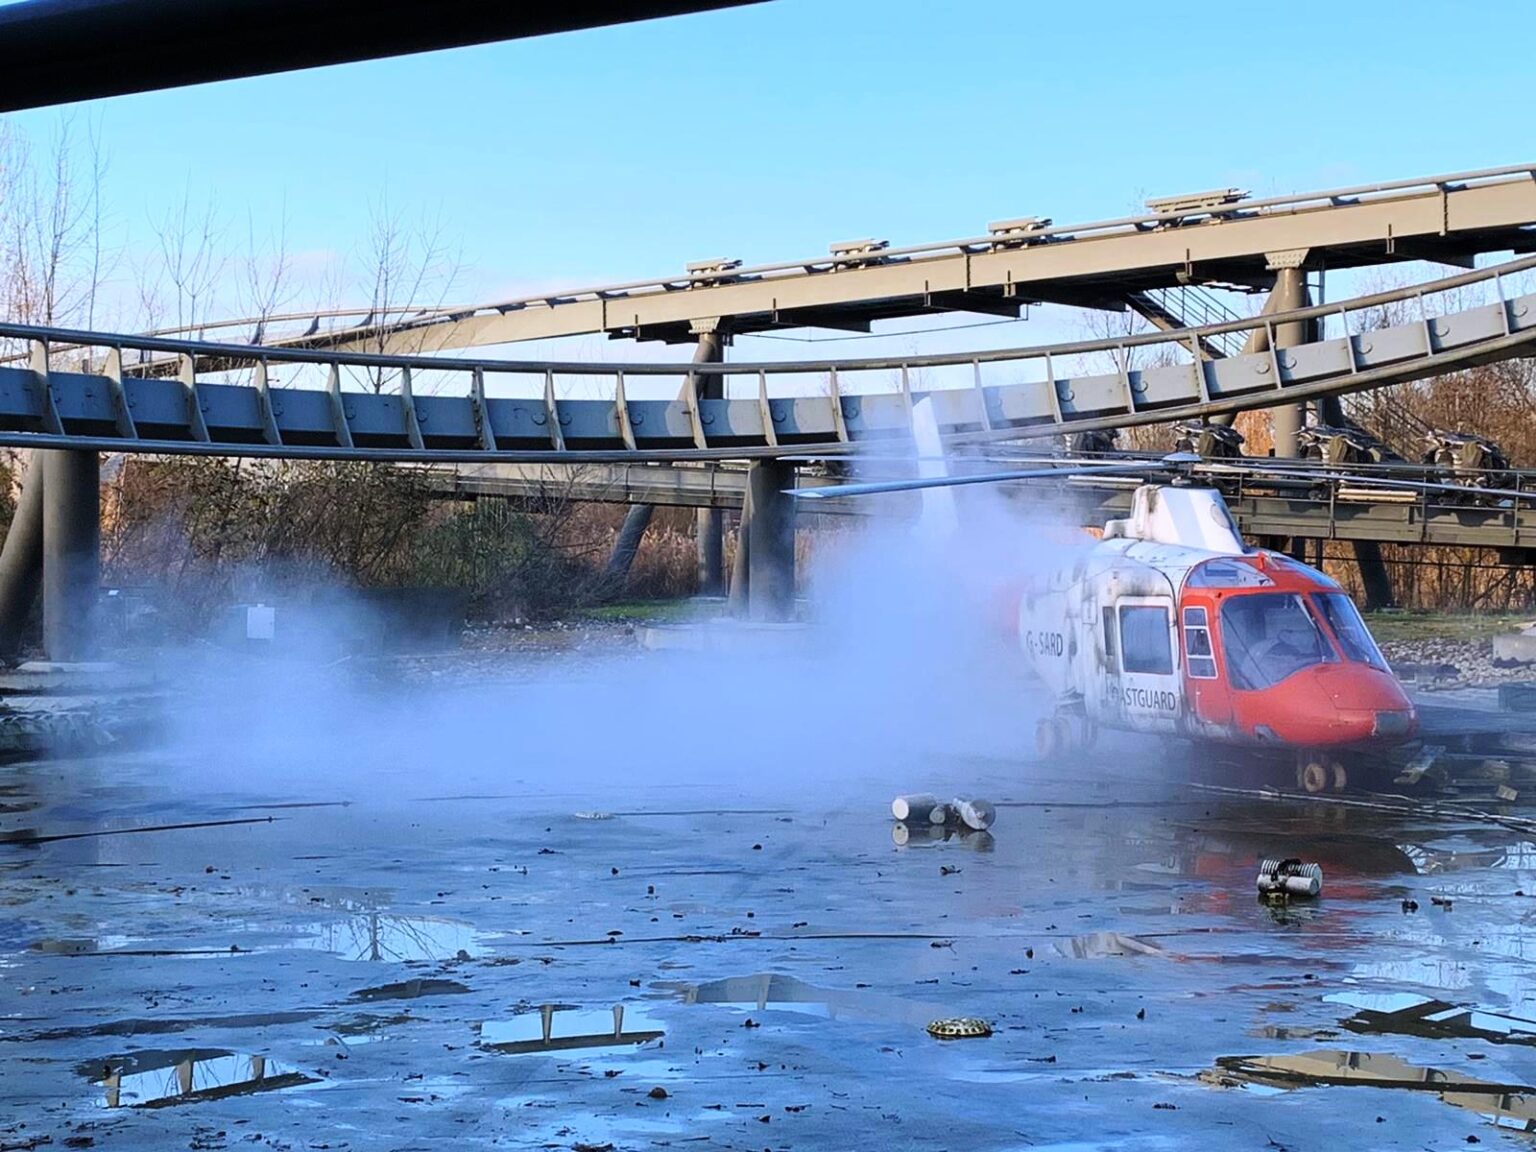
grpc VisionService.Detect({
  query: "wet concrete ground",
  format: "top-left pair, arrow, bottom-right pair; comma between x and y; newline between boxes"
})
4,659 -> 1536,1148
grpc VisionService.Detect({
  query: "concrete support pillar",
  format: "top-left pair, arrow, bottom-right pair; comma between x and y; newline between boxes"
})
727,503 -> 749,615
604,503 -> 655,587
697,508 -> 724,597
745,460 -> 795,622
692,328 -> 726,596
1268,266 -> 1310,460
41,449 -> 100,662
0,454 -> 45,656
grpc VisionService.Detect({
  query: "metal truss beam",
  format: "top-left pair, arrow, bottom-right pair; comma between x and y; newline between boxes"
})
124,165 -> 1536,353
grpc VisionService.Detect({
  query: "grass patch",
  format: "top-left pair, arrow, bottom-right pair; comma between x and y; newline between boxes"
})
580,598 -> 720,624
1364,611 -> 1531,644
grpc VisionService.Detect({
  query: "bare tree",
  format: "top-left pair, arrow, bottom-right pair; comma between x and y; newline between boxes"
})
0,114 -> 111,332
139,182 -> 227,335
236,201 -> 295,343
353,196 -> 462,393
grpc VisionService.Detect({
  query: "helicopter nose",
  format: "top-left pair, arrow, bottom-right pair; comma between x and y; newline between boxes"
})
1317,664 -> 1418,742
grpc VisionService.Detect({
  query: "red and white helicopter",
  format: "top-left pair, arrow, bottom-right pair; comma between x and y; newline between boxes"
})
792,401 -> 1497,793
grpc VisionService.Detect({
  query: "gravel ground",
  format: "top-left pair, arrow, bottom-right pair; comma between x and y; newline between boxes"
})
1382,635 -> 1536,691
392,618 -> 644,685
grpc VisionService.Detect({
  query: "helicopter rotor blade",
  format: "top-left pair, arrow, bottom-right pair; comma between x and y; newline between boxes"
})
790,458 -> 1190,500
1197,461 -> 1536,504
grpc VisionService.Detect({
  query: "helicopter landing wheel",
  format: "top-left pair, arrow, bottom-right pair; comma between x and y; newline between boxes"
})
1296,758 -> 1330,794
1035,717 -> 1061,761
1330,760 -> 1348,792
1036,715 -> 1089,760
1295,756 -> 1349,794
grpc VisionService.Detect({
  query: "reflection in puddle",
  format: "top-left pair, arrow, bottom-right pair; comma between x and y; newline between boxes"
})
891,822 -> 995,851
82,1049 -> 317,1109
293,911 -> 479,962
1334,994 -> 1536,1047
1053,932 -> 1169,960
350,978 -> 470,1002
480,1004 -> 664,1054
671,973 -> 941,1028
1211,1050 -> 1536,1130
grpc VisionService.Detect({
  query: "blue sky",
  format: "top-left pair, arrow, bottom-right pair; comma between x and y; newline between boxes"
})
6,0 -> 1532,360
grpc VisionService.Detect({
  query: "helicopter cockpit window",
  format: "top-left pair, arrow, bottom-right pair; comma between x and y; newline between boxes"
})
1313,592 -> 1389,671
1219,593 -> 1337,690
1182,606 -> 1217,679
1118,605 -> 1173,675
1186,559 -> 1274,589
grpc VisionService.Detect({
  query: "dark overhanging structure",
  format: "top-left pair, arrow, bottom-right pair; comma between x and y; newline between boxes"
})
0,0 -> 764,112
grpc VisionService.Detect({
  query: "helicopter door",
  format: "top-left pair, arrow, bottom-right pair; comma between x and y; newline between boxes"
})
1112,597 -> 1182,733
1180,602 -> 1232,727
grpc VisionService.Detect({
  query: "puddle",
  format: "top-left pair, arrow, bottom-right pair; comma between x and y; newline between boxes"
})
79,1049 -> 318,1109
480,1004 -> 665,1054
291,912 -> 481,962
14,1010 -> 322,1044
350,977 -> 471,1002
1333,994 -> 1536,1047
670,972 -> 942,1028
1053,932 -> 1169,960
1209,1050 -> 1536,1129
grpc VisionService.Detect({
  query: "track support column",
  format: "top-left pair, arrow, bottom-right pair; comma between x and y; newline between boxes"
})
745,460 -> 795,622
692,325 -> 726,596
604,503 -> 655,588
1268,262 -> 1310,460
0,455 -> 45,656
41,449 -> 100,662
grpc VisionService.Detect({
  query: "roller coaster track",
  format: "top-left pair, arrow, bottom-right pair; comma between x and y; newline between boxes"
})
0,255 -> 1534,464
50,163 -> 1536,355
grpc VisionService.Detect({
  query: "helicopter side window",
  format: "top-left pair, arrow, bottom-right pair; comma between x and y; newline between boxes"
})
1118,605 -> 1173,675
1313,592 -> 1390,671
1219,593 -> 1337,690
1182,607 -> 1217,679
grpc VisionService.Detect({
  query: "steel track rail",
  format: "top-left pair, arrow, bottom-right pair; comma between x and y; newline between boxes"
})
0,256 -> 1531,463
